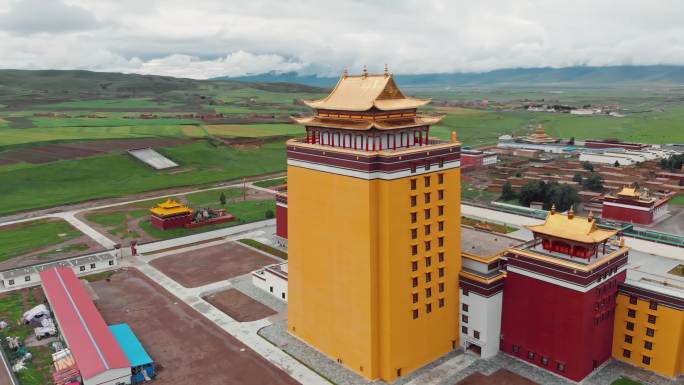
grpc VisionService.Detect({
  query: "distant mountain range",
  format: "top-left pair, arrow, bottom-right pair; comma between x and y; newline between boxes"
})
217,65 -> 684,88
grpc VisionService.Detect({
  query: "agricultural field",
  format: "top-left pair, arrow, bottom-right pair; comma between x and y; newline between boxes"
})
0,219 -> 101,269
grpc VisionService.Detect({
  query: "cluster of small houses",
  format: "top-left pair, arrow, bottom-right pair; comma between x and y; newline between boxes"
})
525,103 -> 624,116
33,113 -> 106,118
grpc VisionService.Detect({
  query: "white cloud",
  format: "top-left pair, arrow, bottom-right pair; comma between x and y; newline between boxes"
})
0,0 -> 683,78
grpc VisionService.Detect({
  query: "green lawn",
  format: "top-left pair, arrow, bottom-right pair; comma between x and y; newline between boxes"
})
670,195 -> 684,207
186,187 -> 244,208
254,177 -> 287,188
204,124 -> 301,138
0,140 -> 286,215
611,378 -> 644,385
138,198 -> 275,240
461,182 -> 498,202
238,239 -> 287,259
0,289 -> 53,385
34,98 -> 183,110
0,219 -> 81,262
85,211 -> 128,227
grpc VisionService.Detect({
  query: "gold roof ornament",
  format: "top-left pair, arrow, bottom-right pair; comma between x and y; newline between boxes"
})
587,210 -> 594,222
568,206 -> 575,219
384,63 -> 389,77
550,204 -> 556,215
300,70 -> 431,112
527,210 -> 617,244
451,131 -> 458,143
362,65 -> 368,79
620,237 -> 625,247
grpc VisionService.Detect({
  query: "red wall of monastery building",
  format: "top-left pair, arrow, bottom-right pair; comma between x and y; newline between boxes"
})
150,214 -> 192,230
276,204 -> 288,239
460,153 -> 483,170
501,269 -> 626,382
601,205 -> 653,224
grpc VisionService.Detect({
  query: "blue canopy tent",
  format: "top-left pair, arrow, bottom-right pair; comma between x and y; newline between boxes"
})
109,324 -> 155,383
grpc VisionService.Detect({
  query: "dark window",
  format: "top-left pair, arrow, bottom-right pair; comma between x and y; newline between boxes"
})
623,349 -> 631,358
438,173 -> 444,184
410,195 -> 417,207
512,345 -> 520,353
438,205 -> 444,216
411,245 -> 418,255
439,282 -> 445,292
411,228 -> 418,239
24,276 -> 30,282
269,287 -> 274,293
425,272 -> 432,283
438,251 -> 445,262
462,315 -> 468,323
281,292 -> 286,299
397,368 -> 402,377
461,326 -> 467,334
7,279 -> 13,285
425,241 -> 431,252
644,341 -> 653,350
557,362 -> 566,372
627,309 -> 636,318
424,192 -> 431,204
463,288 -> 469,296
410,163 -> 416,173
426,303 -> 432,313
424,224 -> 431,236
438,267 -> 445,278
438,237 -> 444,247
425,159 -> 431,170
474,330 -> 480,340
410,179 -> 417,190
624,335 -> 632,344
527,351 -> 535,360
412,309 -> 419,319
438,221 -> 444,232
412,293 -> 418,303
412,277 -> 418,288
629,295 -> 638,304
626,321 -> 634,331
108,260 -> 114,266
541,356 -> 549,366
462,303 -> 469,312
648,314 -> 656,324
90,263 -> 96,269
646,328 -> 655,337
425,287 -> 432,298
424,176 -> 431,187
642,356 -> 651,365
438,190 -> 444,200
424,209 -> 431,220
439,158 -> 444,168
411,261 -> 418,272
80,266 -> 85,271
439,298 -> 445,308
649,301 -> 658,311
411,212 -> 417,223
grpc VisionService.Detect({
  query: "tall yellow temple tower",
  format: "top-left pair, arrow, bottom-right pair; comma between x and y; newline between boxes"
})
287,67 -> 462,382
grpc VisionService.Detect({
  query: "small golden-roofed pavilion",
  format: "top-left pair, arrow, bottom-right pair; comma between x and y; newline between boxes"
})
149,199 -> 192,217
292,66 -> 445,150
615,186 -> 640,198
527,207 -> 616,244
522,124 -> 557,144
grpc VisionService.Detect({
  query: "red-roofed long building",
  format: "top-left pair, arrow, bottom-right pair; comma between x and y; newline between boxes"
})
40,267 -> 132,385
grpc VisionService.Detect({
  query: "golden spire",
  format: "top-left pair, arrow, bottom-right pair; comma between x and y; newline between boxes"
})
550,204 -> 556,215
343,67 -> 348,78
568,206 -> 575,219
384,63 -> 389,77
451,131 -> 458,143
620,237 -> 625,247
587,210 -> 594,222
362,65 -> 368,78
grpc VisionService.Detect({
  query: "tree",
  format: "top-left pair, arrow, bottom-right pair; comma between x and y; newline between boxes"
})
613,160 -> 620,167
660,154 -> 684,171
582,161 -> 594,172
572,173 -> 583,183
518,180 -> 547,207
500,181 -> 516,201
219,191 -> 227,206
568,137 -> 575,145
515,172 -> 522,178
265,209 -> 275,219
545,183 -> 579,212
583,174 -> 604,192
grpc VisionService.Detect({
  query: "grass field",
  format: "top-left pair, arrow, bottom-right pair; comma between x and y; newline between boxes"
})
204,124 -> 301,138
670,195 -> 684,206
0,219 -> 82,262
34,98 -> 183,110
611,378 -> 644,385
254,177 -> 287,188
0,140 -> 286,215
238,239 -> 287,259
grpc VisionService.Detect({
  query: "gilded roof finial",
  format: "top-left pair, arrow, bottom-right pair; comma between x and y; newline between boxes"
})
343,67 -> 348,78
587,209 -> 594,222
451,131 -> 458,143
550,204 -> 556,215
568,206 -> 575,219
619,237 -> 625,247
384,63 -> 389,77
362,65 -> 368,78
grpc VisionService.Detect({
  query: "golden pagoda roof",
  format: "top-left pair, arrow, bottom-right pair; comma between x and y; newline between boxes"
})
302,72 -> 430,112
526,209 -> 616,244
523,124 -> 557,144
290,114 -> 444,130
616,186 -> 640,198
150,199 -> 192,217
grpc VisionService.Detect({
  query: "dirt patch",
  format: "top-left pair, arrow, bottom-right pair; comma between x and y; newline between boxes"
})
5,116 -> 36,129
0,138 -> 192,165
0,233 -> 103,271
91,269 -> 298,385
455,369 -> 539,385
150,242 -> 277,288
204,289 -> 276,322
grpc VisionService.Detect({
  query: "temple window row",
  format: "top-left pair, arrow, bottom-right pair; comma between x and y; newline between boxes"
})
304,126 -> 431,150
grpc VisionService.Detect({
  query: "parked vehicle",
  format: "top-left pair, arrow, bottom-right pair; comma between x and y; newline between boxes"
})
22,304 -> 50,324
34,326 -> 57,340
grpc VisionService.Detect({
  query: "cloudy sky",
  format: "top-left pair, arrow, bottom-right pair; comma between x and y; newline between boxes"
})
1,0 -> 683,79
